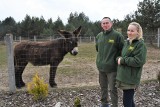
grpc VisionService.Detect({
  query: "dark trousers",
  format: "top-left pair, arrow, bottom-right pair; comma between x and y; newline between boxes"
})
99,72 -> 118,107
123,89 -> 135,107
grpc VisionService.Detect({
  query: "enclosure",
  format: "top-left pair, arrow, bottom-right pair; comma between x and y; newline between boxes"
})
0,34 -> 160,90
0,34 -> 160,106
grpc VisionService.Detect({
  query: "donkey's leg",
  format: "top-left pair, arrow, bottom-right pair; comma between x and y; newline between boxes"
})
15,60 -> 22,88
15,61 -> 28,88
49,61 -> 60,87
19,62 -> 28,86
49,66 -> 58,87
15,66 -> 23,88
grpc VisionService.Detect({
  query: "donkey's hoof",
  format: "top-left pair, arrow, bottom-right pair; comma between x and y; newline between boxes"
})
16,85 -> 22,89
21,82 -> 26,87
50,84 -> 57,88
16,83 -> 25,89
51,85 -> 58,88
50,83 -> 57,88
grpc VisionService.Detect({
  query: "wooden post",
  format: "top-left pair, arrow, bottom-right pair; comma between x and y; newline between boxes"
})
4,34 -> 16,93
79,37 -> 81,44
19,36 -> 21,42
14,36 -> 16,41
50,36 -> 52,41
34,36 -> 36,41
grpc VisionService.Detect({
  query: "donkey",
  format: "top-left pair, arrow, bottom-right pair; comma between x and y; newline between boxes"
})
14,26 -> 82,89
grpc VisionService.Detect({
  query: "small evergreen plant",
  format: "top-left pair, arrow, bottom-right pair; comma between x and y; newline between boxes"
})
157,71 -> 160,86
27,73 -> 48,100
74,97 -> 81,107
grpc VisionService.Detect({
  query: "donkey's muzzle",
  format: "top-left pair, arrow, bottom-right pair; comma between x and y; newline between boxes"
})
72,51 -> 78,55
71,47 -> 78,56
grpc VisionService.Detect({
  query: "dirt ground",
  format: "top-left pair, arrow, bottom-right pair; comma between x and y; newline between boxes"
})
0,60 -> 160,91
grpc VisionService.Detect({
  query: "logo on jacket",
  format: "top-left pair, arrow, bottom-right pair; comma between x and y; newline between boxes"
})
128,46 -> 134,51
108,39 -> 114,43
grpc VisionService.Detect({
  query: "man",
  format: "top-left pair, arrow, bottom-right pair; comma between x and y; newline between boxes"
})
96,17 -> 124,107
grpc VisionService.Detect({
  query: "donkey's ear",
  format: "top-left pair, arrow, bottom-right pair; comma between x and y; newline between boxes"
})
73,26 -> 82,37
57,30 -> 70,38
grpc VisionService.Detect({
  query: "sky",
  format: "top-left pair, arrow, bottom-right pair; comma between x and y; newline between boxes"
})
0,0 -> 143,24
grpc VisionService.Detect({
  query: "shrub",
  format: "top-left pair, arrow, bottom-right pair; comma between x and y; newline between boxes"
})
74,97 -> 81,107
157,71 -> 160,86
27,73 -> 48,100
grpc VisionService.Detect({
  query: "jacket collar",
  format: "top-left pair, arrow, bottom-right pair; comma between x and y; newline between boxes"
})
103,27 -> 113,34
127,38 -> 143,44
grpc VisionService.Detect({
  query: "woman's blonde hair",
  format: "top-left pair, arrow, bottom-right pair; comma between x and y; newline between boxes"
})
129,22 -> 143,39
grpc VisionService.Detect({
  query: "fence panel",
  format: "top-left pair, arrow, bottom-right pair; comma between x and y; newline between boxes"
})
0,34 -> 160,91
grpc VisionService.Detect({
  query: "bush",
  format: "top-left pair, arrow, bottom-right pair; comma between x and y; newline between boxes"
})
74,97 -> 81,107
157,71 -> 160,86
27,73 -> 48,100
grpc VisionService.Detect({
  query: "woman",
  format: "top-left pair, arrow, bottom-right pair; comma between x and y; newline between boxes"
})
116,22 -> 147,107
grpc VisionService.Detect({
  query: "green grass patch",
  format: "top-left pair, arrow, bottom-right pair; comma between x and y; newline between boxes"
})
0,45 -> 7,65
0,43 -> 159,67
63,43 -> 96,63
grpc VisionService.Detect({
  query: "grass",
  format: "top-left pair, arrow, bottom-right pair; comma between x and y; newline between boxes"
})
0,42 -> 160,72
0,45 -> 7,65
63,43 -> 96,62
0,42 -> 160,89
57,43 -> 97,75
146,46 -> 160,61
0,43 -> 160,70
1,42 -> 159,63
0,42 -> 160,66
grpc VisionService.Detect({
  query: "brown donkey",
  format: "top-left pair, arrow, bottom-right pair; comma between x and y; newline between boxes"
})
14,26 -> 82,89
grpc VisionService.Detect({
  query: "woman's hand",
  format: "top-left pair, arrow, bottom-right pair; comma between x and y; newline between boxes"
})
118,57 -> 121,65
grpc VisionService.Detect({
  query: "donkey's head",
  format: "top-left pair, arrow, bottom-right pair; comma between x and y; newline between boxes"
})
58,26 -> 82,55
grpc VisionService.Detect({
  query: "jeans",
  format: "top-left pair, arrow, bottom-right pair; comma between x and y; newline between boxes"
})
123,89 -> 135,107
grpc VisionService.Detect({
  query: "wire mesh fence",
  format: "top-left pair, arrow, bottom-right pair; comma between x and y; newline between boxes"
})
0,34 -> 160,91
11,33 -> 160,47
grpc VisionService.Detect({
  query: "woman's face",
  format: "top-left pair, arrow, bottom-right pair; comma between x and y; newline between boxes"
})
127,25 -> 138,39
101,18 -> 112,31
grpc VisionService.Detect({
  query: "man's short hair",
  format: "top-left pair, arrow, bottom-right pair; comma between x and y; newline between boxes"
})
102,17 -> 112,22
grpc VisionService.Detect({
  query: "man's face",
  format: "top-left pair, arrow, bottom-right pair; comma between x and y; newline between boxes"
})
101,18 -> 113,31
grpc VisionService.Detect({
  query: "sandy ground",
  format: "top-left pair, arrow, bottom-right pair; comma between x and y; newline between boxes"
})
0,60 -> 159,91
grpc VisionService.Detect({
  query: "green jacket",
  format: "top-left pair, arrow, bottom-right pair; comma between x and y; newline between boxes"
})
116,38 -> 147,85
96,28 -> 124,73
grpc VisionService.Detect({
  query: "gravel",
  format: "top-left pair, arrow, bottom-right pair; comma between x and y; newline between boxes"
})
0,81 -> 159,107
